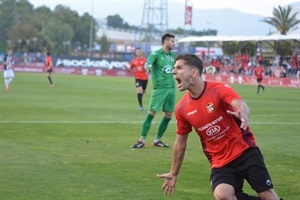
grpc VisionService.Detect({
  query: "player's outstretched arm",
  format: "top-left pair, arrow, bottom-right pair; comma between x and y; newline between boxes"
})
157,134 -> 189,195
227,99 -> 250,130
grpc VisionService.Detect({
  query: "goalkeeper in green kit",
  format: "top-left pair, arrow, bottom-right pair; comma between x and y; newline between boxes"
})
131,33 -> 176,148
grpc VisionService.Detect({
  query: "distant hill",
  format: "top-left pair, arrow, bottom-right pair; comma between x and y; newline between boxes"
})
168,4 -> 272,36
98,1 -> 299,37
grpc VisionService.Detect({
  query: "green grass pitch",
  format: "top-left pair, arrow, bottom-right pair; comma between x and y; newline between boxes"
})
0,73 -> 299,200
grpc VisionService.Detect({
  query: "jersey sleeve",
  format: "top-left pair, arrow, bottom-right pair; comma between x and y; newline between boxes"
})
129,60 -> 134,69
218,84 -> 242,105
175,104 -> 192,135
146,52 -> 156,68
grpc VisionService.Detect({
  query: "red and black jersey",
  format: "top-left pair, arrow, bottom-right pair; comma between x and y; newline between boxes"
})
175,82 -> 257,168
253,67 -> 264,79
45,56 -> 53,69
129,57 -> 148,80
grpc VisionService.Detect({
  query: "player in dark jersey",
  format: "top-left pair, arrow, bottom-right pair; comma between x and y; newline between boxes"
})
157,54 -> 282,200
128,48 -> 148,111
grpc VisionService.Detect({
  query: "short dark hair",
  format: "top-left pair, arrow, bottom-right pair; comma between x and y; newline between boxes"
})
175,54 -> 203,75
161,33 -> 175,44
47,52 -> 51,56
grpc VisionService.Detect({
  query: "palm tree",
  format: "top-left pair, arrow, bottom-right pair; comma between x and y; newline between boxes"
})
262,5 -> 300,35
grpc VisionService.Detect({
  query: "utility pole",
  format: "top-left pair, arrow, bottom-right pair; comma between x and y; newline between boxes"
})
89,0 -> 94,57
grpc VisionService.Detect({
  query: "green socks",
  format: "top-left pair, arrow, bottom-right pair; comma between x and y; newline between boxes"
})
140,115 -> 172,141
155,117 -> 171,139
140,114 -> 154,140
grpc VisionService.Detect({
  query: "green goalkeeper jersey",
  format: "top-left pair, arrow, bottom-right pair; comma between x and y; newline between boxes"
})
146,48 -> 176,89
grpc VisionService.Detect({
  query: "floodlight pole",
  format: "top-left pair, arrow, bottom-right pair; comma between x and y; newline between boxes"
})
89,0 -> 94,57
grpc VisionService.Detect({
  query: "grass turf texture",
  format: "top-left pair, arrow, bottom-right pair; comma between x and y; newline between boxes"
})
0,73 -> 299,200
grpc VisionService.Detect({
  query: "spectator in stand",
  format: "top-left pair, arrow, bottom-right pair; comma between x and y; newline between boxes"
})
292,53 -> 298,74
211,58 -> 221,74
297,65 -> 300,87
244,62 -> 252,76
265,66 -> 273,77
279,66 -> 287,78
253,63 -> 265,94
240,52 -> 250,75
238,62 -> 245,75
228,62 -> 236,75
257,53 -> 264,65
281,59 -> 292,74
200,51 -> 205,61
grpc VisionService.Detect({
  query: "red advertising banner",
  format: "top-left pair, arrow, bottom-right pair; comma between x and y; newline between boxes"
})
0,64 -> 299,88
201,74 -> 299,88
185,0 -> 193,25
0,64 -> 133,77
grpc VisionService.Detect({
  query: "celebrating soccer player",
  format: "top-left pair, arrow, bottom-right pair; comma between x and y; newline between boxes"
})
157,54 -> 283,200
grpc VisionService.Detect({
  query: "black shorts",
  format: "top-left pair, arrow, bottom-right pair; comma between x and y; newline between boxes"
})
210,147 -> 273,193
257,78 -> 262,83
47,68 -> 53,73
135,79 -> 148,90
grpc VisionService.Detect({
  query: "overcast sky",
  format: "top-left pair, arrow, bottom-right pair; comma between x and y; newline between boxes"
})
28,0 -> 299,17
27,0 -> 299,32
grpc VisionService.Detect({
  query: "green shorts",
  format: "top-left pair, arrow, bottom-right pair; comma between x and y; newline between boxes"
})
148,88 -> 176,112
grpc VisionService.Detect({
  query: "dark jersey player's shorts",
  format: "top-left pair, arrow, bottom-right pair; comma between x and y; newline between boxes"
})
257,78 -> 263,83
148,88 -> 175,112
135,79 -> 148,90
47,68 -> 53,73
210,147 -> 274,193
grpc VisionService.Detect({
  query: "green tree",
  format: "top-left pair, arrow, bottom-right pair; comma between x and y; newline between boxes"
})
222,42 -> 240,56
0,0 -> 33,41
74,13 -> 98,51
107,14 -> 125,28
96,35 -> 111,53
262,5 -> 300,35
13,0 -> 34,24
44,18 -> 74,55
7,23 -> 38,52
0,0 -> 15,41
274,41 -> 293,56
32,6 -> 53,32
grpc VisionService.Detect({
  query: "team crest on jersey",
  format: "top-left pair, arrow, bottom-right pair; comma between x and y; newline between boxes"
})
206,102 -> 215,113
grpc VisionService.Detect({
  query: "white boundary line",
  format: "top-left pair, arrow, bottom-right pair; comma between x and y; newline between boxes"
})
0,120 -> 299,125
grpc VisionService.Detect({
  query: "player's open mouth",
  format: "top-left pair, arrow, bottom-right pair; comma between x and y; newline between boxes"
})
176,78 -> 182,87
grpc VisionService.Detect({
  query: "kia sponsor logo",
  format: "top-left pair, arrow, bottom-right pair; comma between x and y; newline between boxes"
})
55,58 -> 129,70
206,125 -> 220,136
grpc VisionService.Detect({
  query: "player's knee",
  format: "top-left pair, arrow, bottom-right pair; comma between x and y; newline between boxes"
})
148,111 -> 156,116
213,184 -> 236,200
214,192 -> 235,200
163,112 -> 172,118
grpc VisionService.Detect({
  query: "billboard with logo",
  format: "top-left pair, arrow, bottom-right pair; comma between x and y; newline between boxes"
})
53,56 -> 129,70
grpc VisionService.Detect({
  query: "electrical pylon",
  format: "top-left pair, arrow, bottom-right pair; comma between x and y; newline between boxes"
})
140,0 -> 168,45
